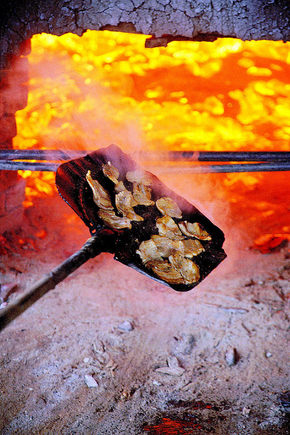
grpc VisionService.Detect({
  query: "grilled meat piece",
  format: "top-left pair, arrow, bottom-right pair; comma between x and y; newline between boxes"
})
115,182 -> 139,205
156,216 -> 184,240
102,161 -> 119,184
156,197 -> 182,219
115,180 -> 127,193
182,239 -> 205,257
126,169 -> 153,186
115,190 -> 143,221
146,259 -> 185,284
136,239 -> 162,264
86,170 -> 114,210
98,209 -> 132,229
132,182 -> 154,206
169,253 -> 200,284
179,221 -> 212,241
151,235 -> 184,258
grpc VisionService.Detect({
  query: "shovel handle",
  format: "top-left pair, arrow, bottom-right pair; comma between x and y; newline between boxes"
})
0,234 -> 107,332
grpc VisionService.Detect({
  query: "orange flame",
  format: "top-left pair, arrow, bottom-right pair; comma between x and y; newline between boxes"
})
13,31 -> 290,246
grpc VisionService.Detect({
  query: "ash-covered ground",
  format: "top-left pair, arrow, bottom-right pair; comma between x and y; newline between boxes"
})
0,191 -> 289,434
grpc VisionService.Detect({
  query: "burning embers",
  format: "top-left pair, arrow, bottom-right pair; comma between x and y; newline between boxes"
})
56,145 -> 226,291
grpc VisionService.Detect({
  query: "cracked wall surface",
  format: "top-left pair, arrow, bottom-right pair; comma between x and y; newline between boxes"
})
0,0 -> 289,68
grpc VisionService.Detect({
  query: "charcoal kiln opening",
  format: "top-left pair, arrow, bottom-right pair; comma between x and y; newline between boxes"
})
0,2 -> 290,433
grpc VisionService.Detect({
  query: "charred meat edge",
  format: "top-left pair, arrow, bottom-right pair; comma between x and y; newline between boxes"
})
86,170 -> 114,210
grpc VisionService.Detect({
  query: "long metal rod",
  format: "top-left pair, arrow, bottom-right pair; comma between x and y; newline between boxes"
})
0,149 -> 289,162
0,149 -> 86,161
0,161 -> 59,171
151,162 -> 290,174
0,160 -> 289,173
152,151 -> 290,162
0,235 -> 104,332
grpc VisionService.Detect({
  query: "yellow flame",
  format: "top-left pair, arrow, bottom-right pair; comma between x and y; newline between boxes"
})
13,30 -> 289,223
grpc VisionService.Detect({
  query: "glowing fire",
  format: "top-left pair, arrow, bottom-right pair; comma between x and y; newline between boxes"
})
13,30 -> 290,245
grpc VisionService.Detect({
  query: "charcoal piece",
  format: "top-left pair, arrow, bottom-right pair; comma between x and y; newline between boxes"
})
56,144 -> 226,291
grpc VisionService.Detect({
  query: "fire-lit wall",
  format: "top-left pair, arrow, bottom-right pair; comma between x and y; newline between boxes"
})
0,54 -> 28,231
